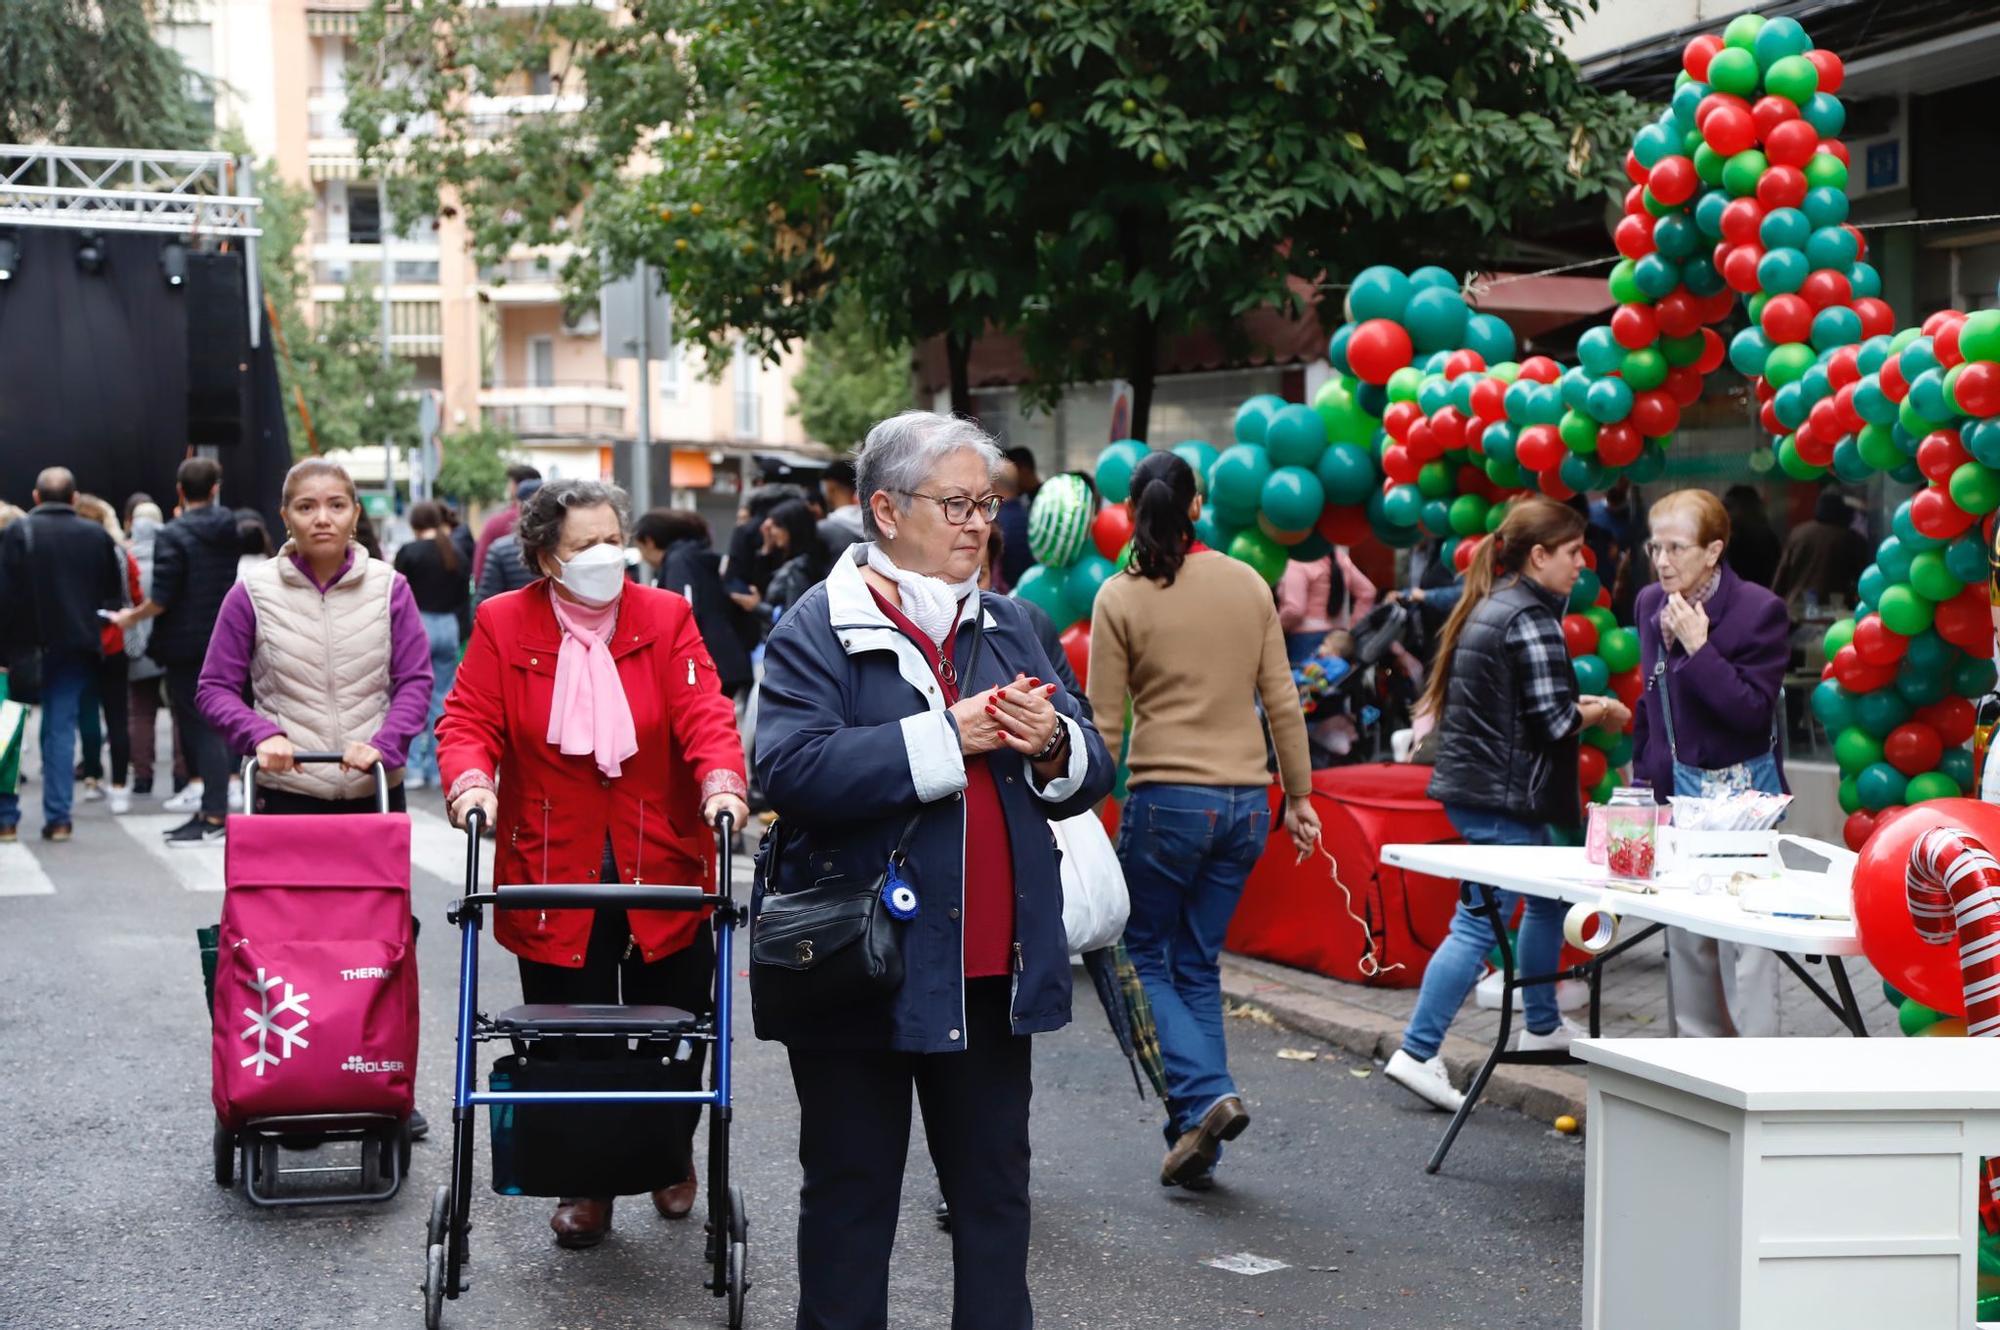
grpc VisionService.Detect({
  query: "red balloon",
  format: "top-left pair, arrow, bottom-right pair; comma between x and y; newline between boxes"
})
1806,48 -> 1845,93
1934,586 -> 1993,654
1832,382 -> 1864,433
1383,399 -> 1422,443
1380,444 -> 1420,486
1516,424 -> 1565,473
1832,644 -> 1897,694
1855,297 -> 1896,339
1956,362 -> 2000,418
1452,537 -> 1477,572
1919,696 -> 1978,748
1722,243 -> 1765,294
1758,398 -> 1786,436
1347,318 -> 1413,386
1800,268 -> 1853,310
1808,398 -> 1845,449
1698,288 -> 1739,324
1934,318 -> 1966,369
1666,364 -> 1707,407
1826,345 -> 1862,389
1842,810 -> 1878,852
1760,293 -> 1813,345
1648,156 -> 1697,206
1561,613 -> 1599,657
1879,354 -> 1910,402
1622,183 -> 1648,217
1517,356 -> 1563,384
1430,407 -> 1468,451
1822,139 -> 1852,168
1613,214 -> 1655,260
1469,376 -> 1507,421
1683,33 -> 1723,80
1609,668 -> 1643,710
1695,327 -> 1726,373
1702,102 -> 1756,156
1917,430 -> 1970,484
1655,291 -> 1702,339
1463,419 -> 1490,457
1851,614 -> 1909,667
1611,303 -> 1659,350
1911,486 -> 1975,540
1752,95 -> 1801,141
1755,165 -> 1808,210
1090,505 -> 1133,561
1315,503 -> 1371,547
1852,799 -> 2000,1018
1058,621 -> 1091,692
1623,151 -> 1647,187
1720,198 -> 1766,245
1404,418 -> 1439,462
1793,422 -> 1836,468
1537,468 -> 1575,501
1764,118 -> 1819,168
1596,421 -> 1643,467
1578,745 -> 1608,791
1630,390 -> 1680,438
1884,723 -> 1946,778
1443,350 -> 1487,380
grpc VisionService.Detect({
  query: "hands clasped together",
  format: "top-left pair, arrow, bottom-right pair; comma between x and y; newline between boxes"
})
950,673 -> 1062,760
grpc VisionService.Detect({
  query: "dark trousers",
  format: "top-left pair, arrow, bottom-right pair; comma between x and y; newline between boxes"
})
787,978 -> 1033,1330
127,674 -> 186,789
77,653 -> 130,785
516,844 -> 716,1192
165,660 -> 231,818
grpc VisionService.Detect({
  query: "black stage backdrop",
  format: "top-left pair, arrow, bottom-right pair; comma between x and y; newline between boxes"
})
0,230 -> 288,529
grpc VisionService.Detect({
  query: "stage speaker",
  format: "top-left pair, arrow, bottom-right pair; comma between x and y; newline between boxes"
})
186,251 -> 252,448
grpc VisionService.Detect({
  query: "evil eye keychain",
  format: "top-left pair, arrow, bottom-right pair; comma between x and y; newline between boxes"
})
882,855 -> 919,920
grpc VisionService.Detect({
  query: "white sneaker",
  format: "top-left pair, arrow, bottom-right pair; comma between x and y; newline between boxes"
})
1475,969 -> 1591,1013
1384,1048 -> 1466,1113
1514,1015 -> 1589,1053
162,782 -> 204,813
108,784 -> 132,815
230,778 -> 245,812
81,779 -> 104,802
405,772 -> 431,791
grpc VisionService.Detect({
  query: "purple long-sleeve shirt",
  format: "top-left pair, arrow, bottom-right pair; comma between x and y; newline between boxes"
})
196,552 -> 435,769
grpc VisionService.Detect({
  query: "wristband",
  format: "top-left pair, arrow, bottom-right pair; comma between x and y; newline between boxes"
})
1032,723 -> 1069,764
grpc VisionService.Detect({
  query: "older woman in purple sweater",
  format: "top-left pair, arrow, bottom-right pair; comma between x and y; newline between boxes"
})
194,458 -> 434,820
1632,488 -> 1790,1039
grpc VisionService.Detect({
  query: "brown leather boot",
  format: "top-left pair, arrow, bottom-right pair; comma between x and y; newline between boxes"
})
550,1196 -> 613,1248
652,1166 -> 698,1220
1160,1095 -> 1251,1186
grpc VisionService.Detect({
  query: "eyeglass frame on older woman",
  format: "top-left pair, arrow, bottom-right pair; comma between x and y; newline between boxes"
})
896,489 -> 1002,525
1644,538 -> 1713,562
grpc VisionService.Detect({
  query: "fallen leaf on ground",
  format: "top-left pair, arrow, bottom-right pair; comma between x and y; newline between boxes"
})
1276,1048 -> 1318,1062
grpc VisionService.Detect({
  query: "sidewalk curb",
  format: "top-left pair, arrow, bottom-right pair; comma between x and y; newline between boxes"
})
1219,955 -> 1589,1127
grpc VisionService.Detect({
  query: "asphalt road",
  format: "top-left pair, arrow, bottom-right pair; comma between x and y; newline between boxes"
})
0,788 -> 1585,1330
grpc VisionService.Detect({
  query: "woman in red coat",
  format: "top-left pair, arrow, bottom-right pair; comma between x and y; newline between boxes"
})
436,478 -> 748,1250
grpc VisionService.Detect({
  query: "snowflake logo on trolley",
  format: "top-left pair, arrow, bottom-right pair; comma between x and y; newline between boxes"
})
239,966 -> 310,1076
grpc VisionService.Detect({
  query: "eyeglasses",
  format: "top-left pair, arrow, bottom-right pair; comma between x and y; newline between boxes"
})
899,490 -> 1002,525
1644,540 -> 1701,561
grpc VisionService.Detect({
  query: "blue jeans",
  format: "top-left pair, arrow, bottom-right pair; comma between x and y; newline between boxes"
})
1117,784 -> 1272,1141
1400,806 -> 1565,1062
406,611 -> 460,783
34,652 -> 95,828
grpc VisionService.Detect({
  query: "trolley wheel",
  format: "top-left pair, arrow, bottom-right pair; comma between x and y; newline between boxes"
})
423,1242 -> 446,1330
361,1135 -> 386,1192
426,1184 -> 451,1251
213,1118 -> 235,1188
257,1138 -> 280,1193
726,1239 -> 747,1330
399,1124 -> 414,1176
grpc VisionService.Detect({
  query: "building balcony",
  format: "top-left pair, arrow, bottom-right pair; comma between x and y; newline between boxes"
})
310,238 -> 443,289
479,254 -> 567,304
308,86 -> 351,142
479,381 -> 628,439
465,93 -> 587,138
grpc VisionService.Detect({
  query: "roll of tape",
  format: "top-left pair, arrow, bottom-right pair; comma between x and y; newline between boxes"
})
1563,902 -> 1618,954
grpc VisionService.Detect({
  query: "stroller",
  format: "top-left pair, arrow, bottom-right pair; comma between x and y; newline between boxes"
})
208,755 -> 417,1206
423,808 -> 748,1330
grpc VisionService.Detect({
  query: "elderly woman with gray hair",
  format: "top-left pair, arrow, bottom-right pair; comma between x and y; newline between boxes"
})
753,411 -> 1113,1330
436,477 -> 748,1248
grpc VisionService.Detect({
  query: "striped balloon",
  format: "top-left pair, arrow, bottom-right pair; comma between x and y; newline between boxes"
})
1027,473 -> 1095,569
1905,826 -> 2000,1233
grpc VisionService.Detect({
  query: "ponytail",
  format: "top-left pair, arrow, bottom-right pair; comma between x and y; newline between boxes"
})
1126,451 -> 1198,587
1416,496 -> 1586,722
408,500 -> 460,574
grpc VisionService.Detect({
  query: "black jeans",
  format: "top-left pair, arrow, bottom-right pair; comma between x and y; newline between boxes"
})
165,660 -> 231,818
78,653 -> 130,785
787,978 -> 1033,1330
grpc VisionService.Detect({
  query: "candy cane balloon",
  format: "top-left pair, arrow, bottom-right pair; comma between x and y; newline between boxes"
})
1905,826 -> 2000,1233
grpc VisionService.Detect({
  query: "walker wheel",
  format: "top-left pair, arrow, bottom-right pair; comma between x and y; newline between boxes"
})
726,1239 -> 747,1330
423,1242 -> 445,1329
426,1184 -> 450,1251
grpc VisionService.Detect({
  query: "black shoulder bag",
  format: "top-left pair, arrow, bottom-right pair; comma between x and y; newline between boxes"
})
749,598 -> 985,1018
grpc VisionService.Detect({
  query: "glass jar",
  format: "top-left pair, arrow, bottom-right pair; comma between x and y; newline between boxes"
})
1601,786 -> 1659,881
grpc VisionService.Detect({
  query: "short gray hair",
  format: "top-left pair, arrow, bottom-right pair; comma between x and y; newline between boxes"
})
854,411 -> 1004,540
517,477 -> 631,570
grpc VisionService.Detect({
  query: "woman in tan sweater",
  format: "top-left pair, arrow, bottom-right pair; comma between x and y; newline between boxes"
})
1088,450 -> 1319,1191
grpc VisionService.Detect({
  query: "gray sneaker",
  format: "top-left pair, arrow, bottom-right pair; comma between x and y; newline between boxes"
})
164,815 -> 226,847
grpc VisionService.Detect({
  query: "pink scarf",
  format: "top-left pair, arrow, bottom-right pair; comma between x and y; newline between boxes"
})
547,587 -> 639,779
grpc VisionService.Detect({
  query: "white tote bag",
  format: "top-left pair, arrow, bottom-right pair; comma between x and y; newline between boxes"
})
1052,810 -> 1130,955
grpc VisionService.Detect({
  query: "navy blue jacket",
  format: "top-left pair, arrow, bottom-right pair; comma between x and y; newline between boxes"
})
753,549 -> 1113,1053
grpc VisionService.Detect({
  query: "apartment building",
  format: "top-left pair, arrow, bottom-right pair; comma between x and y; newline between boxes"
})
156,0 -> 817,514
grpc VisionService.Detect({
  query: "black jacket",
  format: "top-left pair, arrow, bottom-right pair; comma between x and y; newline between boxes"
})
657,538 -> 753,690
1426,578 -> 1581,827
0,504 -> 123,659
474,532 -> 535,608
148,503 -> 250,666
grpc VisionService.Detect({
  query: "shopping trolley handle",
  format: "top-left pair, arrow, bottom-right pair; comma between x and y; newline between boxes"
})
240,751 -> 390,814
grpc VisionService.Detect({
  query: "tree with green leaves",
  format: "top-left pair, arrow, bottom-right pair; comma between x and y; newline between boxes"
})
433,421 -> 517,506
286,275 -> 421,459
1,0 -> 212,149
352,0 -> 1642,439
791,296 -> 914,451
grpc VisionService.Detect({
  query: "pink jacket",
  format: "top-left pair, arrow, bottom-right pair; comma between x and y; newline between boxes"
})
1278,551 -> 1376,635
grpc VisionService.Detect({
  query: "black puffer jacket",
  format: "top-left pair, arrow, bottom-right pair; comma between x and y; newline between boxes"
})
148,503 -> 248,665
1425,578 -> 1581,827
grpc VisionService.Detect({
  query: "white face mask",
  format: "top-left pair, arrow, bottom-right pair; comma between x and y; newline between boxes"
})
555,543 -> 627,606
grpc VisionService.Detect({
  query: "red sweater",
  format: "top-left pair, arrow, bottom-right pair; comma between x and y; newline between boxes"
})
869,589 -> 1015,978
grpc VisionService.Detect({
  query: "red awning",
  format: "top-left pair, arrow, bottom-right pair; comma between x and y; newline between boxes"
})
1466,272 -> 1616,343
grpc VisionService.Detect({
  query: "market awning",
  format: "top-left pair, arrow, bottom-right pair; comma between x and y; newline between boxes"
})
1465,273 -> 1616,344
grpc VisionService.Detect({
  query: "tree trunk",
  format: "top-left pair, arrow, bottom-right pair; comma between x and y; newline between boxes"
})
945,331 -> 974,420
1126,310 -> 1158,443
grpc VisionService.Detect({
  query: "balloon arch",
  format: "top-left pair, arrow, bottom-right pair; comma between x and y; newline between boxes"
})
1015,10 -> 1998,830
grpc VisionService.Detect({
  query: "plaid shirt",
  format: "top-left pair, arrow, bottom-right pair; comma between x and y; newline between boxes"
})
1502,579 -> 1582,745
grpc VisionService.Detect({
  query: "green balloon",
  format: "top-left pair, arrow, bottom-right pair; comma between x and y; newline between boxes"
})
1560,410 -> 1601,453
1621,347 -> 1669,392
1876,584 -> 1935,637
1803,153 -> 1848,191
1764,342 -> 1816,387
1419,498 -> 1453,537
1380,484 -> 1423,528
1777,436 -> 1824,481
1259,466 -> 1325,531
1908,550 -> 1964,604
1598,626 -> 1640,675
1950,460 -> 2000,516
1607,260 -> 1644,306
1708,46 -> 1761,97
1061,553 -> 1116,623
1227,528 -> 1288,586
1011,563 -> 1072,624
1264,404 -> 1328,469
1856,422 -> 1904,473
1942,747 -> 1976,792
1584,606 -> 1619,640
1172,440 -> 1220,494
1570,567 -> 1602,612
1838,775 -> 1861,814
1905,771 -> 1961,804
1812,679 -> 1858,732
1959,309 -> 2000,363
1416,460 -> 1453,499
1026,472 -> 1096,568
1722,11 -> 1765,48
1957,655 -> 1998,696
1762,55 -> 1818,105
1315,442 -> 1377,506
1899,998 -> 1947,1037
1856,761 -> 1908,811
1572,653 -> 1609,695
1823,616 -> 1856,657
1094,439 -> 1150,504
1447,493 -> 1489,537
1834,727 -> 1884,776
1312,379 -> 1376,447
1721,147 -> 1769,197
1208,444 -> 1272,517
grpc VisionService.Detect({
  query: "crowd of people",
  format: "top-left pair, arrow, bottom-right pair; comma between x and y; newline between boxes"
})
0,420 -> 1877,1328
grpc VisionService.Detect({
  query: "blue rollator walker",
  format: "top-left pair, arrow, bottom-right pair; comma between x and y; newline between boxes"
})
422,809 -> 747,1329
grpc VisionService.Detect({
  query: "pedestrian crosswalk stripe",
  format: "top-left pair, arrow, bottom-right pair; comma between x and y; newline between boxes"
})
0,838 -> 58,896
117,813 -> 228,892
407,803 -> 493,891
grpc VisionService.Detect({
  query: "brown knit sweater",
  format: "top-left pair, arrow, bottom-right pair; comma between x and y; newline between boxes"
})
1087,550 -> 1312,797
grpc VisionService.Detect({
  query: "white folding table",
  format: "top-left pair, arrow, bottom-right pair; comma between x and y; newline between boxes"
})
1379,844 -> 1868,1173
